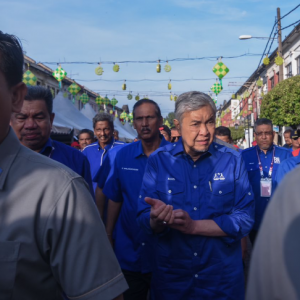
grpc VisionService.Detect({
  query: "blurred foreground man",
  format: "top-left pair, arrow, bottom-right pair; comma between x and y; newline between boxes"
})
101,99 -> 169,299
137,91 -> 254,299
10,86 -> 94,196
0,31 -> 127,299
242,118 -> 291,244
246,167 -> 300,300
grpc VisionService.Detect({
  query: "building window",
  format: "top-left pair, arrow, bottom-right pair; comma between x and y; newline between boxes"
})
297,56 -> 300,75
270,77 -> 274,89
286,63 -> 292,78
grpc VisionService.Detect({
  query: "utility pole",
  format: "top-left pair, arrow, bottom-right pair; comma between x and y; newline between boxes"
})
277,7 -> 283,82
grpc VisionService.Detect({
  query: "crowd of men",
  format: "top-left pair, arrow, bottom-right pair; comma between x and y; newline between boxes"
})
1,31 -> 300,300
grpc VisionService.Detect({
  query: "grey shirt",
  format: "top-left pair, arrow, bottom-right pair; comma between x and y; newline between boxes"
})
246,165 -> 300,300
0,128 -> 128,300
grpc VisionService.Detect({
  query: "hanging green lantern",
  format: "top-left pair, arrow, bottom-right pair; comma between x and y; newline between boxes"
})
244,91 -> 250,98
128,112 -> 133,121
113,64 -> 120,72
164,62 -> 171,72
120,111 -> 128,120
168,80 -> 172,90
95,96 -> 102,106
110,97 -> 118,111
174,95 -> 178,101
80,93 -> 89,107
256,78 -> 263,87
122,81 -> 126,90
156,60 -> 161,73
275,52 -> 284,66
68,83 -> 81,103
23,70 -> 37,86
210,82 -> 223,95
263,55 -> 270,66
127,93 -> 133,100
52,65 -> 67,89
212,61 -> 230,80
95,63 -> 104,75
135,94 -> 140,101
103,96 -> 110,106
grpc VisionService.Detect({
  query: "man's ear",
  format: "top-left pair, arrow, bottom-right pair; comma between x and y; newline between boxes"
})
11,82 -> 27,113
173,119 -> 181,134
50,113 -> 55,129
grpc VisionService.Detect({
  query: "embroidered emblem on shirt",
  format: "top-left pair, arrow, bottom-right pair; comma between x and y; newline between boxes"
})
249,162 -> 254,165
213,173 -> 225,181
122,167 -> 139,171
274,157 -> 280,164
168,178 -> 175,180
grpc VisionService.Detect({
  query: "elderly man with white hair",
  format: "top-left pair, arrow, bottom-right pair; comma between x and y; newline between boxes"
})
137,91 -> 254,300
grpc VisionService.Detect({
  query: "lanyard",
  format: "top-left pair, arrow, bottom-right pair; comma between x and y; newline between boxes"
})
256,146 -> 275,178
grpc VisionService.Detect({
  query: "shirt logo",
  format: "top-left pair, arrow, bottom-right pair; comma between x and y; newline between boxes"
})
168,178 -> 175,181
122,167 -> 139,171
213,173 -> 225,181
274,157 -> 280,164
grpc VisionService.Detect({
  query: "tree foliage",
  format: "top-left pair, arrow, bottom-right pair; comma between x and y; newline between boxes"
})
164,112 -> 175,128
260,75 -> 300,126
229,126 -> 245,141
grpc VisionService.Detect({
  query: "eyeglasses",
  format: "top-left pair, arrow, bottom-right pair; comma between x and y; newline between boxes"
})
255,131 -> 273,137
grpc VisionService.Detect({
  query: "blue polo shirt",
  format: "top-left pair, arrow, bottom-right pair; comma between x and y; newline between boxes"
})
40,139 -> 94,197
137,141 -> 254,300
82,138 -> 124,191
275,153 -> 300,186
102,138 -> 169,273
242,145 -> 292,231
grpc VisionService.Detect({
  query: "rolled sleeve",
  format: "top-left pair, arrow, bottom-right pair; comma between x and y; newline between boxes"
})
44,177 -> 128,299
213,158 -> 255,242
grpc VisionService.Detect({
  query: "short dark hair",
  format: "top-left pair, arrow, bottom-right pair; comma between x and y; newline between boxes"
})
24,86 -> 53,115
284,128 -> 293,135
78,129 -> 94,139
0,31 -> 24,87
133,99 -> 161,118
254,118 -> 273,132
215,126 -> 231,138
92,112 -> 114,130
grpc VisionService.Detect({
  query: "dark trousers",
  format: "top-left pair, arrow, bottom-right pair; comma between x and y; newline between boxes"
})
249,230 -> 258,245
122,269 -> 151,300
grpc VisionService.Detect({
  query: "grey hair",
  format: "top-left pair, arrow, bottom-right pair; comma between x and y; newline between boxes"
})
254,118 -> 272,133
92,112 -> 114,130
175,91 -> 216,121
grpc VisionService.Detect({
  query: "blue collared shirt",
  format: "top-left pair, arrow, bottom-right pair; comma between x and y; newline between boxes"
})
242,145 -> 292,231
137,141 -> 254,300
102,138 -> 169,273
82,138 -> 124,191
40,139 -> 94,197
275,153 -> 300,186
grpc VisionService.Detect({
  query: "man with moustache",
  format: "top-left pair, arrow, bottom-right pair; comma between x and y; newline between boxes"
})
10,86 -> 94,196
137,91 -> 254,300
100,99 -> 169,299
82,112 -> 124,192
0,30 -> 127,300
242,118 -> 292,244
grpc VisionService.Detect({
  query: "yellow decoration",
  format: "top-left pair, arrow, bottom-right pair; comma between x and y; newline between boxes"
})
275,52 -> 284,66
95,64 -> 104,75
156,60 -> 161,73
263,55 -> 270,66
168,81 -> 172,90
113,64 -> 120,72
122,81 -> 126,90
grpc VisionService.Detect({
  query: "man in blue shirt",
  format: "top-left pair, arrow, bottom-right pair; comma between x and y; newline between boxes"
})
82,112 -> 124,193
275,130 -> 300,186
100,99 -> 169,300
137,91 -> 254,300
242,118 -> 292,244
10,86 -> 94,196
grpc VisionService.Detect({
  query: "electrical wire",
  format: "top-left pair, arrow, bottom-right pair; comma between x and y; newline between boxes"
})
281,19 -> 300,31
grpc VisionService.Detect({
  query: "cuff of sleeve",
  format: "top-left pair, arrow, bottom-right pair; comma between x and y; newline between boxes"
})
68,273 -> 128,300
213,214 -> 240,243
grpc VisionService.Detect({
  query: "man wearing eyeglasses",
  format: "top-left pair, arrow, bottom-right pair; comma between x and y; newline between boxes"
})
242,118 -> 292,244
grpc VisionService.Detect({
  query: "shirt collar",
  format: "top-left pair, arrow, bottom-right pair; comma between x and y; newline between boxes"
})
40,138 -> 53,155
98,138 -> 115,151
0,128 -> 22,190
133,136 -> 169,158
256,144 -> 274,154
170,138 -> 216,158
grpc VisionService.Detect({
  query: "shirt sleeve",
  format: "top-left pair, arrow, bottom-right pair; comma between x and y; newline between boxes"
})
102,153 -> 123,202
137,155 -> 167,235
213,155 -> 255,243
94,152 -> 112,189
81,155 -> 95,199
43,177 -> 128,300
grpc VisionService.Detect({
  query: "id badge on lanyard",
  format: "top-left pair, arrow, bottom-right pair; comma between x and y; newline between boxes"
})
256,146 -> 275,198
260,178 -> 272,197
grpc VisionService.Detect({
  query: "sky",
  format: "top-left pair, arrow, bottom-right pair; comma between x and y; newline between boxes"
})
1,0 -> 300,116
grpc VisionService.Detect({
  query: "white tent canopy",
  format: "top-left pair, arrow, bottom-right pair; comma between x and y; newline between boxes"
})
123,122 -> 137,137
114,118 -> 135,140
53,92 -> 93,131
80,103 -> 97,120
